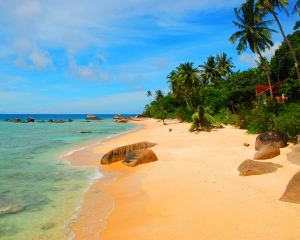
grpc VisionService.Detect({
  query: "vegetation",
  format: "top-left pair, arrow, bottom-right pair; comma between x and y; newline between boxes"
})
143,0 -> 300,140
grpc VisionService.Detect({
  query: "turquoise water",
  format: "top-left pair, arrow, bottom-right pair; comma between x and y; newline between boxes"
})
0,115 -> 135,240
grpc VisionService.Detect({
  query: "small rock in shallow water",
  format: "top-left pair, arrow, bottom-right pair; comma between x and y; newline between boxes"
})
0,203 -> 25,216
41,222 -> 56,231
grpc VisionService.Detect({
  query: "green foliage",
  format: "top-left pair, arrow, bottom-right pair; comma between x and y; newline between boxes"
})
274,103 -> 300,139
213,108 -> 239,126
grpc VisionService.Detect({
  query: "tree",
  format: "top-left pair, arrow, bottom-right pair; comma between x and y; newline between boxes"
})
155,90 -> 167,124
293,0 -> 300,14
146,90 -> 152,103
216,53 -> 235,79
199,56 -> 219,85
257,0 -> 300,87
230,0 -> 276,99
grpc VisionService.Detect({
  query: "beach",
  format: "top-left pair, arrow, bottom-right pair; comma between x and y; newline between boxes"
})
70,118 -> 300,240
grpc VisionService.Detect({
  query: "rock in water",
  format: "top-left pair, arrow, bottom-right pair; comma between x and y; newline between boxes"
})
254,144 -> 280,160
0,203 -> 25,216
238,159 -> 282,176
101,141 -> 157,164
287,144 -> 300,166
86,114 -> 100,120
280,171 -> 300,204
113,114 -> 124,120
255,131 -> 288,151
27,117 -> 35,122
122,149 -> 158,167
117,118 -> 128,123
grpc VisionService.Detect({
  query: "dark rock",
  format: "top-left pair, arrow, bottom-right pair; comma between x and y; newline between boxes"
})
244,143 -> 250,147
79,130 -> 92,134
238,159 -> 282,176
8,118 -> 22,123
254,144 -> 280,160
48,119 -> 54,122
255,131 -> 288,151
53,120 -> 65,123
38,120 -> 46,123
68,119 -> 73,122
101,141 -> 157,165
169,128 -> 172,132
117,118 -> 128,123
27,117 -> 35,122
135,114 -> 145,118
122,149 -> 158,167
86,114 -> 100,120
287,144 -> 300,166
280,171 -> 300,204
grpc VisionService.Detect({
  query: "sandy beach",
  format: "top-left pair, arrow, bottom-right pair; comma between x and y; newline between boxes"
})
69,118 -> 300,240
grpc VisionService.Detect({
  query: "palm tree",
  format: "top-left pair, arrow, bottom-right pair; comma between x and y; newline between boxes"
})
199,56 -> 219,85
230,0 -> 276,99
258,0 -> 300,87
168,62 -> 200,106
293,0 -> 300,14
146,90 -> 152,103
216,53 -> 235,79
154,90 -> 167,124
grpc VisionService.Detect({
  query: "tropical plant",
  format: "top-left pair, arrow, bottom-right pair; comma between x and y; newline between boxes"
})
257,0 -> 300,87
216,53 -> 234,79
230,0 -> 276,99
293,0 -> 300,14
199,56 -> 219,85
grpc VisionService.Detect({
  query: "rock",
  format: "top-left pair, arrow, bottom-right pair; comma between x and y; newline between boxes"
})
79,130 -> 92,134
255,131 -> 288,151
237,159 -> 282,176
287,144 -> 300,166
41,222 -> 56,231
244,143 -> 250,147
0,203 -> 25,216
101,141 -> 157,164
169,128 -> 172,132
48,119 -> 54,122
280,171 -> 300,204
135,114 -> 144,118
122,149 -> 158,167
27,117 -> 35,122
254,144 -> 280,160
86,114 -> 100,120
38,120 -> 46,123
113,114 -> 124,120
53,120 -> 65,123
68,119 -> 73,122
117,118 -> 128,123
8,118 -> 22,123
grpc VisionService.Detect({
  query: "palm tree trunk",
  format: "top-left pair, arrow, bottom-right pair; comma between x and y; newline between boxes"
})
272,11 -> 300,87
256,50 -> 274,100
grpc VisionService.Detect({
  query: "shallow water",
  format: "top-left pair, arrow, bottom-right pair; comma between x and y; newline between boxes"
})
0,114 -> 135,240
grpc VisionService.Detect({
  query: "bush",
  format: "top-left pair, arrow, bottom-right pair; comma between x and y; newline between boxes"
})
274,103 -> 300,140
213,107 -> 239,126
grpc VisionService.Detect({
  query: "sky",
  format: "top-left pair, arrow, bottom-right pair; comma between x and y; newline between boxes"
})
0,0 -> 298,114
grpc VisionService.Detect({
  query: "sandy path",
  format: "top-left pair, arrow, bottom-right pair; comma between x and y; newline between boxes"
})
70,118 -> 300,240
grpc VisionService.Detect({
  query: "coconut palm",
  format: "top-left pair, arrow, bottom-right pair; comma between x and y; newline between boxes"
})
216,53 -> 235,79
199,56 -> 219,85
230,0 -> 276,99
293,0 -> 300,14
257,0 -> 300,87
146,90 -> 152,103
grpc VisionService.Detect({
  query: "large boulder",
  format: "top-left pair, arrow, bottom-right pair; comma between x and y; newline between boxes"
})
287,144 -> 300,166
254,143 -> 280,160
122,149 -> 158,167
113,114 -> 124,120
8,118 -> 22,123
101,141 -> 157,165
238,159 -> 282,176
86,114 -> 100,120
280,171 -> 300,204
117,118 -> 128,123
255,131 -> 288,151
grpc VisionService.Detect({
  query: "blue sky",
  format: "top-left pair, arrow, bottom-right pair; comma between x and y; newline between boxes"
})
0,0 -> 298,113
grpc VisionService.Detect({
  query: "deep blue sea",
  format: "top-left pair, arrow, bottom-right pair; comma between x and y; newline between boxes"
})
0,114 -> 137,240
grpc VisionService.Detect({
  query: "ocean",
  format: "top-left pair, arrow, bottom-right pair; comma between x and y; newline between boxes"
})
0,114 -> 137,240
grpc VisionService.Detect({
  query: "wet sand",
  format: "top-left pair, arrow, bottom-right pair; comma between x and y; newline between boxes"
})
69,118 -> 300,240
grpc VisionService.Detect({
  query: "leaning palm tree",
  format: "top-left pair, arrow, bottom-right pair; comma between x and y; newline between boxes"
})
257,0 -> 300,87
146,90 -> 152,103
230,0 -> 276,99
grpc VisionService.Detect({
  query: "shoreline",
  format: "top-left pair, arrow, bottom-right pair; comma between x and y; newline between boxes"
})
69,118 -> 300,240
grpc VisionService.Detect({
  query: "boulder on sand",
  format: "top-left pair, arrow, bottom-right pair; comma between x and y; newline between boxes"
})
86,114 -> 100,120
280,171 -> 300,204
117,118 -> 128,123
287,144 -> 300,166
254,143 -> 280,160
101,141 -> 157,165
122,149 -> 158,167
255,130 -> 288,151
237,159 -> 282,176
